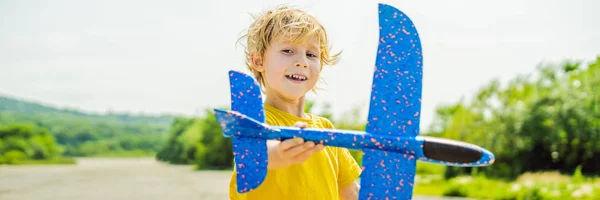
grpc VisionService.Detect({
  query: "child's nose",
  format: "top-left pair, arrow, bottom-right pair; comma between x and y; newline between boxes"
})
295,63 -> 307,68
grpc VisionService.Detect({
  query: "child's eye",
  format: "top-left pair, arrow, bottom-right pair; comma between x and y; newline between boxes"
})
307,53 -> 317,58
282,49 -> 293,54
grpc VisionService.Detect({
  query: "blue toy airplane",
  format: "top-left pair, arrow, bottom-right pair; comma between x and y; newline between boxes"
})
213,3 -> 495,199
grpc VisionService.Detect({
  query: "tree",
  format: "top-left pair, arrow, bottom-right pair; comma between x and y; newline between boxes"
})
437,57 -> 600,179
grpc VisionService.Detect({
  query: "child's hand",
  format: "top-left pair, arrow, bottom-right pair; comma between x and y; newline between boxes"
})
267,122 -> 325,169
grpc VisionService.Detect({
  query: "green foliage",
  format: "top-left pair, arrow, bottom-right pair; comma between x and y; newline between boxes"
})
435,56 -> 600,178
156,117 -> 199,164
413,174 -> 446,196
196,109 -> 233,169
0,96 -> 171,159
156,108 -> 234,169
442,176 -> 512,199
3,150 -> 26,164
156,110 -> 233,169
8,157 -> 76,165
573,165 -> 585,184
0,123 -> 62,164
416,162 -> 446,175
440,172 -> 599,200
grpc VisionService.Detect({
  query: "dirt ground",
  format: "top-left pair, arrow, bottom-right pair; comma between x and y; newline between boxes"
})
0,158 -> 466,200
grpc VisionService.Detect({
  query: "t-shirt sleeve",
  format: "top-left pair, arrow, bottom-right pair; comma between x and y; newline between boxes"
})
319,117 -> 335,129
336,147 -> 362,189
318,117 -> 362,189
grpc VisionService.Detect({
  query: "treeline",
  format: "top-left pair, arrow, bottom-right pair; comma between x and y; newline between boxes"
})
0,97 -> 174,163
156,57 -> 599,179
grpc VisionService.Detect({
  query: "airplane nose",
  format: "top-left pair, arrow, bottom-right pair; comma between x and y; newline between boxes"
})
421,136 -> 483,164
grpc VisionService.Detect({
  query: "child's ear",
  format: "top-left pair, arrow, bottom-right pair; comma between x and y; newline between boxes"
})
251,52 -> 265,72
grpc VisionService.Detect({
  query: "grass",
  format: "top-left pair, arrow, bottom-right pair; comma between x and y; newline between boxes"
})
88,150 -> 157,157
1,150 -> 155,165
412,165 -> 600,200
412,163 -> 447,196
414,176 -> 445,196
6,157 -> 76,165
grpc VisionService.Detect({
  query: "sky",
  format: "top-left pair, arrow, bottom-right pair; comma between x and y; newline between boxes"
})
1,0 -> 599,131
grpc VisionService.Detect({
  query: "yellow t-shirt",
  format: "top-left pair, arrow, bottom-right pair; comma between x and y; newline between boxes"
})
229,104 -> 362,200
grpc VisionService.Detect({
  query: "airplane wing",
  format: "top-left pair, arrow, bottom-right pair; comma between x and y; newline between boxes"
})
359,3 -> 424,199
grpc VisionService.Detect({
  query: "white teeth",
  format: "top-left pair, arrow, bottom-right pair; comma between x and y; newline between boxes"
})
287,74 -> 307,81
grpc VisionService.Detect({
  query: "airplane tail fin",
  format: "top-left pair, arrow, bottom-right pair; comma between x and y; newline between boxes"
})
218,70 -> 268,193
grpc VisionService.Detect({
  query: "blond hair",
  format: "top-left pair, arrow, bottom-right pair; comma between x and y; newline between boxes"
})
239,5 -> 341,92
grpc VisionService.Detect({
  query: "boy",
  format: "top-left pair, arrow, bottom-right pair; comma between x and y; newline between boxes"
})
229,5 -> 362,200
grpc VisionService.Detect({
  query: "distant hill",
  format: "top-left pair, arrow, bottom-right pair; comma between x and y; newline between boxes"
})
0,95 -> 176,126
0,94 -> 182,157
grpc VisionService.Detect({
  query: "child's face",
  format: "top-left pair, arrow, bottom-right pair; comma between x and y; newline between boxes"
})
256,37 -> 321,100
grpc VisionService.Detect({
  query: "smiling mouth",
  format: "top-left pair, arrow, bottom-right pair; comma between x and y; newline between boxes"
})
285,74 -> 307,81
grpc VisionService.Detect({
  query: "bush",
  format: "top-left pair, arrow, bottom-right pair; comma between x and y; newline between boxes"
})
4,150 -> 26,164
0,123 -> 64,164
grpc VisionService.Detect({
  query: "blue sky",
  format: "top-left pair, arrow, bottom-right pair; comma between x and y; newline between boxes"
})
1,0 -> 599,131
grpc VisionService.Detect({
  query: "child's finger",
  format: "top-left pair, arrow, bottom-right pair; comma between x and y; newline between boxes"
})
292,143 -> 323,162
293,121 -> 308,128
281,141 -> 313,159
314,143 -> 325,151
278,137 -> 304,152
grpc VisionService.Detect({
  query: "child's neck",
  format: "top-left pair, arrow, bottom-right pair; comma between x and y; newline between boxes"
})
265,94 -> 309,119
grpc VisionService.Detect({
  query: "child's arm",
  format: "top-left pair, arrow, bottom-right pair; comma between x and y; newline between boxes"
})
266,122 -> 325,169
339,181 -> 360,200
